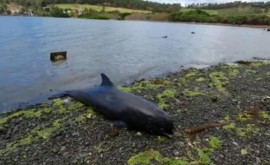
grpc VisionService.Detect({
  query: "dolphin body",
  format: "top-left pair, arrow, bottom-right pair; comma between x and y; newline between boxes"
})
49,73 -> 174,136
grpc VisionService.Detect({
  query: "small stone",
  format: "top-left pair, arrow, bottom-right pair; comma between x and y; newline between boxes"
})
136,132 -> 142,136
232,141 -> 239,146
52,148 -> 58,153
63,98 -> 69,103
241,149 -> 248,155
60,146 -> 66,151
173,150 -> 179,156
132,143 -> 136,148
256,157 -> 261,164
178,142 -> 185,147
219,154 -> 225,158
266,145 -> 270,149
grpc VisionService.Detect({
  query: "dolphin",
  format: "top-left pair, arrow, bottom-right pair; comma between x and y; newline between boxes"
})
49,73 -> 174,136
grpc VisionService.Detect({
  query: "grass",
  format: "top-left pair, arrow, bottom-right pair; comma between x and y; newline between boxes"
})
181,7 -> 269,17
181,8 -> 219,15
54,4 -> 151,14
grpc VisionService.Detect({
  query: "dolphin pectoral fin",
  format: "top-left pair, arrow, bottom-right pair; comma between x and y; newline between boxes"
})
113,121 -> 128,129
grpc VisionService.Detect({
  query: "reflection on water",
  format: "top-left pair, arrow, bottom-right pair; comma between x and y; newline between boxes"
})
0,16 -> 270,111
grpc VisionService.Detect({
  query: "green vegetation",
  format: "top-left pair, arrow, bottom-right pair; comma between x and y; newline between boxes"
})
75,108 -> 96,123
2,0 -> 180,18
0,118 -> 65,156
128,150 -> 189,165
0,109 -> 41,130
183,87 -> 204,97
157,89 -> 176,109
172,6 -> 270,25
209,72 -> 229,94
196,77 -> 206,82
223,123 -> 236,130
55,4 -> 150,14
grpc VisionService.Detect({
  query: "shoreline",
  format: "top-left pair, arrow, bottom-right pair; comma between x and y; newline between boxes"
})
1,15 -> 270,30
1,60 -> 270,164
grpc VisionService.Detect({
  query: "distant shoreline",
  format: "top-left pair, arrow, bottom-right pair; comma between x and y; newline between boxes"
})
1,15 -> 269,30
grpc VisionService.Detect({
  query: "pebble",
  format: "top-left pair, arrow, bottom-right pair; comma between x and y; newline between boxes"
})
232,141 -> 239,146
255,157 -> 261,164
173,150 -> 179,156
60,146 -> 66,151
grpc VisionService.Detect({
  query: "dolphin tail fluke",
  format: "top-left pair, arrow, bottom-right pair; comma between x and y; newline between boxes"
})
48,92 -> 69,100
100,73 -> 114,87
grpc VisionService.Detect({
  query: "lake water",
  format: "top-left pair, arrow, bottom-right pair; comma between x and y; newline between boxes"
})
0,16 -> 270,112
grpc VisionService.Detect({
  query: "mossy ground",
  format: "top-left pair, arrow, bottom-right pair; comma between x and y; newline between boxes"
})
1,61 -> 270,164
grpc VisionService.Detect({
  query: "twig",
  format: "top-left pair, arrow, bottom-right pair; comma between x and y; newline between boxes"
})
184,122 -> 230,135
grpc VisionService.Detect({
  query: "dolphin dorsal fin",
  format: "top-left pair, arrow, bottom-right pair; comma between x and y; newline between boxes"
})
100,73 -> 114,87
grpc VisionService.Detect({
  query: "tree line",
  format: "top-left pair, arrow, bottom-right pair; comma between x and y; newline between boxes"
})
171,9 -> 270,25
187,1 -> 270,10
1,0 -> 181,13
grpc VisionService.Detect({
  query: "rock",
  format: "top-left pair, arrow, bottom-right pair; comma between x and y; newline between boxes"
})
255,157 -> 261,164
60,146 -> 66,151
173,150 -> 179,156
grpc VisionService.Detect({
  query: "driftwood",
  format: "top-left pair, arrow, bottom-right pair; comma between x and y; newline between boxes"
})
184,122 -> 230,135
242,109 -> 265,119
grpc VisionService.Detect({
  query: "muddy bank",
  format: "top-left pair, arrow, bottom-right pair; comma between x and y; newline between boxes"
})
1,60 -> 270,164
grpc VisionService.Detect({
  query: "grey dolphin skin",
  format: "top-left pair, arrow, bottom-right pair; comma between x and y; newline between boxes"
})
49,73 -> 174,137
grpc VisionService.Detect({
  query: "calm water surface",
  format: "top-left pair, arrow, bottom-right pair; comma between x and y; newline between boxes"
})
0,16 -> 270,112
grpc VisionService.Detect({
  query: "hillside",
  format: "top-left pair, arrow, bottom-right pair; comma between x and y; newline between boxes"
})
54,4 -> 151,14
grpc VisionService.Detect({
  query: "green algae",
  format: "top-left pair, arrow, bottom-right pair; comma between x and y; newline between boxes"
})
51,99 -> 85,114
36,119 -> 63,139
157,89 -> 177,109
118,86 -> 133,92
183,87 -> 204,97
128,137 -> 223,165
0,109 -> 42,130
246,69 -> 257,74
196,77 -> 206,82
221,64 -> 239,77
224,115 -> 230,121
157,136 -> 168,142
128,150 -> 162,165
209,136 -> 223,149
196,137 -> 223,165
237,114 -> 252,122
0,118 -> 65,156
185,70 -> 200,79
250,61 -> 270,67
197,148 -> 211,165
223,123 -> 236,130
209,72 -> 229,94
228,68 -> 239,77
128,150 -> 189,165
262,111 -> 270,120
68,102 -> 85,111
189,137 -> 223,165
75,108 -> 96,123
235,124 -> 260,138
223,122 -> 260,138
